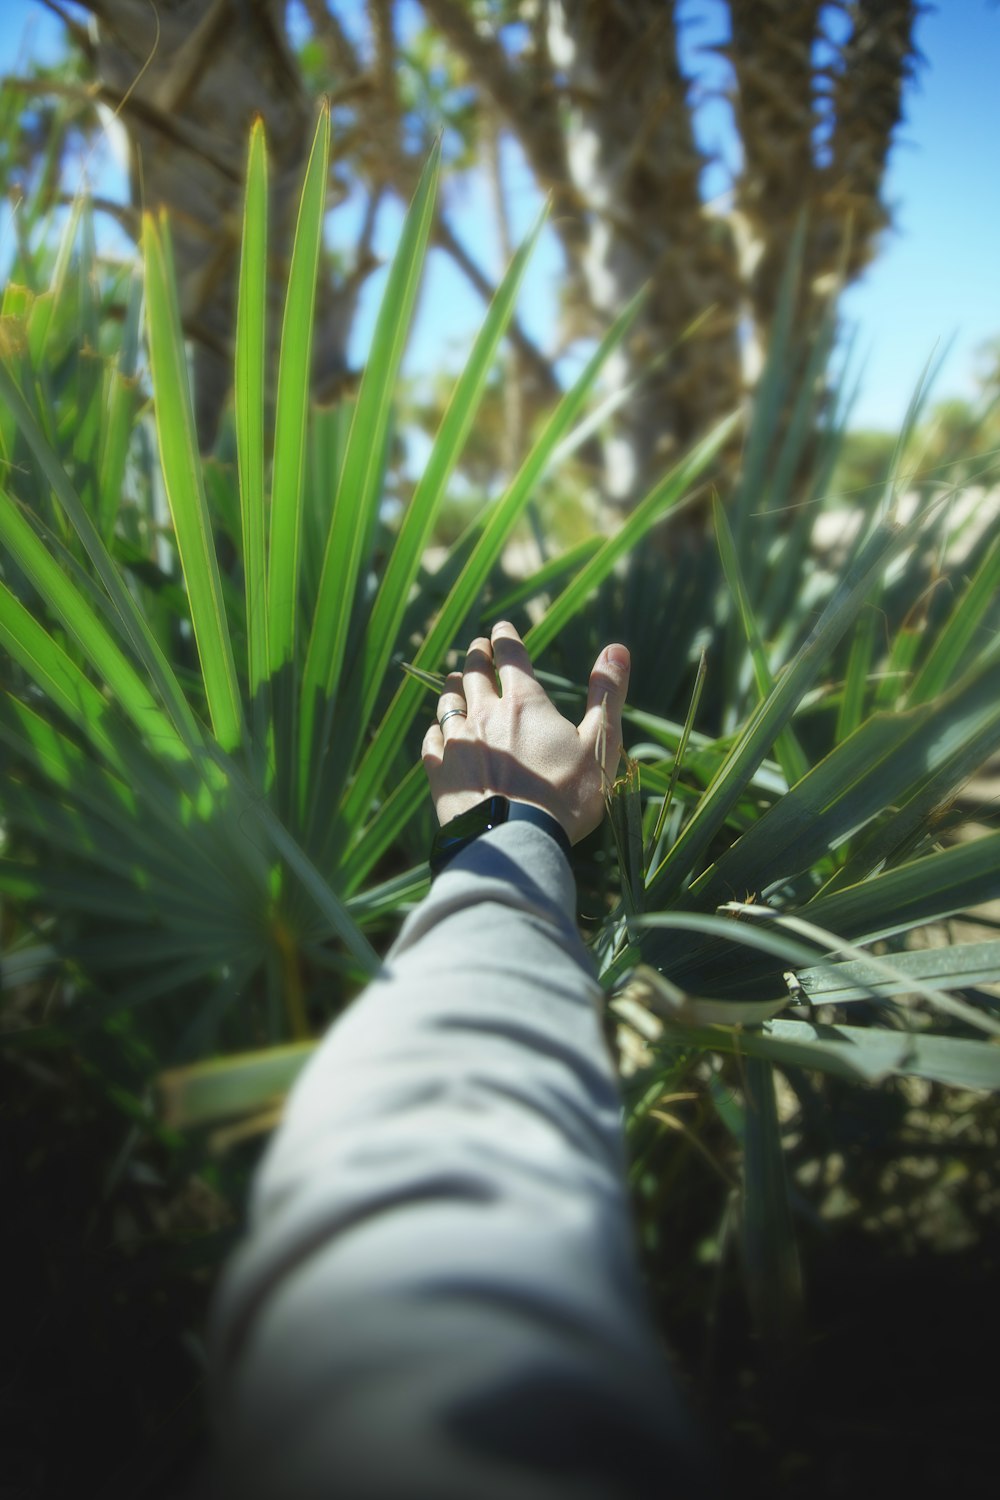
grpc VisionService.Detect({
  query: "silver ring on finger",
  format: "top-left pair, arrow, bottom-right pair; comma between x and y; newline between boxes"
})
438,708 -> 468,728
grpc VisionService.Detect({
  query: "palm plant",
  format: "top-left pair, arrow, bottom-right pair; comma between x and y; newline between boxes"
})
0,105 -> 730,1096
3,92 -> 999,1356
558,272 -> 1000,1337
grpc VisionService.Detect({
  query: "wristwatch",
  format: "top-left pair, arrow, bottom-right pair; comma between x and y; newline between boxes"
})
429,794 -> 572,876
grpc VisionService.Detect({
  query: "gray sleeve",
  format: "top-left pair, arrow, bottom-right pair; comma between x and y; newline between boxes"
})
207,821 -> 703,1500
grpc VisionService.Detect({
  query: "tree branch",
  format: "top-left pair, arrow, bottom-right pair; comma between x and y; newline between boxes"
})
431,211 -> 561,406
302,1 -> 562,405
418,0 -> 571,209
35,0 -> 95,57
302,0 -> 364,78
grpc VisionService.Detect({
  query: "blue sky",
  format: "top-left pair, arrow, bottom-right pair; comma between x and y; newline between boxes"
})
2,0 -> 998,432
834,2 -> 1000,426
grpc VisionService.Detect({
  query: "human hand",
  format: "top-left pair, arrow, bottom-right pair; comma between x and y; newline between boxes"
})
421,621 -> 631,845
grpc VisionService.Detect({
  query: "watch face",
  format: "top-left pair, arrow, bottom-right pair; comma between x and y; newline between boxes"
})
438,795 -> 507,846
430,795 -> 509,871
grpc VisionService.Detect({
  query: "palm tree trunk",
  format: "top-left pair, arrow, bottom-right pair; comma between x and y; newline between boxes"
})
540,0 -> 745,505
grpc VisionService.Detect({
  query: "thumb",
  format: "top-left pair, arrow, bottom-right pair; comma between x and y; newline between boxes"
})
581,643 -> 630,759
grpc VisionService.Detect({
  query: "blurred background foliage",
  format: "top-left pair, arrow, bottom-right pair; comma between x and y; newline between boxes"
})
1,4 -> 999,1498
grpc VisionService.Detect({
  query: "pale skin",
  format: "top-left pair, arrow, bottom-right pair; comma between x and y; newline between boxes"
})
421,620 -> 631,845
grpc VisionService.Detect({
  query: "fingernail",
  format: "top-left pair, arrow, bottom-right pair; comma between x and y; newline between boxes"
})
606,644 -> 630,669
492,620 -> 513,635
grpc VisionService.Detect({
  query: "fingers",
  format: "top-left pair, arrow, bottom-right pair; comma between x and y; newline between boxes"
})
463,635 -> 498,708
423,626 -> 530,791
437,670 -> 466,714
436,671 -> 468,740
581,643 -> 630,771
584,643 -> 630,719
491,620 -> 540,696
424,669 -> 466,790
421,719 -> 443,773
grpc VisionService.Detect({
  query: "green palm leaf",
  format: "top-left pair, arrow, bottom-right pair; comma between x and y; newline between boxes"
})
645,513 -> 919,905
0,583 -> 122,769
235,116 -> 270,711
143,213 -> 243,752
299,140 -> 441,816
268,103 -> 331,679
355,197 -> 544,735
0,360 -> 202,747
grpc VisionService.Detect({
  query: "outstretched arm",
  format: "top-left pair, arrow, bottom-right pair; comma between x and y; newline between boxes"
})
209,625 -> 703,1499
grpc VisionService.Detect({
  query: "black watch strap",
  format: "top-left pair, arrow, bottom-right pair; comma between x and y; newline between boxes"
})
430,795 -> 572,876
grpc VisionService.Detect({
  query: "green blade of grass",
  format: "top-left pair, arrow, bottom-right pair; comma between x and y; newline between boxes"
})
267,103 -> 331,676
486,536 -> 604,622
628,909 -> 829,973
835,356 -> 946,735
97,272 -> 142,542
761,414 -> 853,653
874,620 -> 923,711
299,141 -> 441,795
0,359 -> 203,748
800,834 -> 1000,968
3,680 -> 263,902
625,707 -> 788,798
662,1016 -> 1000,1091
342,760 -> 427,894
0,865 -> 165,924
97,361 -> 137,549
0,698 -> 231,901
645,514 -> 916,906
823,660 -> 1000,893
0,492 -> 187,758
764,301 -> 839,524
352,188 -> 540,736
729,220 -> 804,560
690,656 -> 1000,912
235,116 -> 270,711
3,778 -> 205,898
877,346 -> 949,526
692,709 -> 922,910
203,742 -> 380,975
31,192 -> 82,361
144,212 -> 244,752
607,759 -> 644,915
70,931 -> 241,972
525,412 -> 740,660
767,1019 -> 1000,1091
0,944 -> 57,990
722,901 -> 1000,1036
71,204 -> 102,524
303,403 -> 354,605
344,863 -> 430,923
159,1041 -> 316,1129
0,694 -> 132,807
612,962 -> 786,1027
834,600 -> 879,742
0,788 -> 260,937
81,952 -> 257,1033
908,527 -> 1000,703
713,493 -> 810,787
0,578 -> 124,768
398,661 -> 448,693
646,651 -> 707,876
741,1056 -> 802,1345
796,940 -> 1000,1005
647,682 -> 1000,1000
